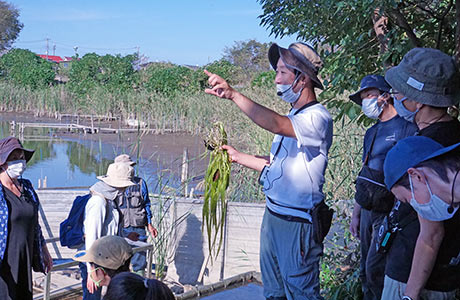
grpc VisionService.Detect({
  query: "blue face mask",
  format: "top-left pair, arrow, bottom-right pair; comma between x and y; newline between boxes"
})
409,175 -> 458,221
394,96 -> 418,123
361,97 -> 383,119
276,75 -> 303,104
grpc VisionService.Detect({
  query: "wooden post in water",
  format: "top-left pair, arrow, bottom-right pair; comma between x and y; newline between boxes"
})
10,121 -> 15,136
181,148 -> 189,197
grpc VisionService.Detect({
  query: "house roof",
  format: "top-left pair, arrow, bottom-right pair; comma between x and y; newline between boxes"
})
37,54 -> 74,63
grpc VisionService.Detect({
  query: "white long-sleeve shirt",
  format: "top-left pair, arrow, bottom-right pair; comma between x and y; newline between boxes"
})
83,194 -> 120,268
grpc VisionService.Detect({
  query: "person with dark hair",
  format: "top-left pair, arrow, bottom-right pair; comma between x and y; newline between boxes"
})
348,75 -> 417,300
384,136 -> 460,220
0,136 -> 53,300
381,47 -> 460,300
104,272 -> 175,300
73,235 -> 133,291
205,42 -> 333,300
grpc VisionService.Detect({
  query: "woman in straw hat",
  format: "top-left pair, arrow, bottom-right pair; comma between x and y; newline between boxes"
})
0,136 -> 53,300
80,162 -> 136,300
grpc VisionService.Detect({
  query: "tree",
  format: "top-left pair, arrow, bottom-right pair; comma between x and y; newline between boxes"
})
0,1 -> 23,51
223,39 -> 271,73
0,48 -> 55,88
68,53 -> 138,96
258,0 -> 459,120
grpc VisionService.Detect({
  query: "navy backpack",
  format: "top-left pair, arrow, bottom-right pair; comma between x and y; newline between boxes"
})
59,194 -> 91,249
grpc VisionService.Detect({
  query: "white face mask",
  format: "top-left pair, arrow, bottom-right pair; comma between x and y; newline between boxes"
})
409,175 -> 458,221
361,97 -> 383,119
5,159 -> 27,179
276,76 -> 303,103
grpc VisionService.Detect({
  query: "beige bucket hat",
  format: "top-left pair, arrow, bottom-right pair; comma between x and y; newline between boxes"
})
114,154 -> 136,166
73,235 -> 133,270
97,162 -> 135,188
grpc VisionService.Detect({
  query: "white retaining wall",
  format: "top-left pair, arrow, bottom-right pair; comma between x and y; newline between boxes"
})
36,189 -> 265,285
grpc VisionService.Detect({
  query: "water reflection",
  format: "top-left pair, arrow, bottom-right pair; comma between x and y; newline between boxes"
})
0,119 -> 180,191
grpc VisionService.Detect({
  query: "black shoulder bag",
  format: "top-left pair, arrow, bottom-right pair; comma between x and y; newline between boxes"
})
354,129 -> 395,213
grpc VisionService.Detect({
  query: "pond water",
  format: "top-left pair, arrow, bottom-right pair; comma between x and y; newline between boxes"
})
0,119 -> 185,192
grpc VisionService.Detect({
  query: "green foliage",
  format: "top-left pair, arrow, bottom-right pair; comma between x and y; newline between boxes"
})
251,70 -> 276,88
68,52 -> 138,96
204,59 -> 242,86
202,122 -> 231,263
258,0 -> 458,122
223,39 -> 271,82
0,48 -> 55,88
0,1 -> 23,50
143,63 -> 201,96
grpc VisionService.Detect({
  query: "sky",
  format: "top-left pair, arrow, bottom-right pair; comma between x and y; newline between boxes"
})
10,0 -> 298,66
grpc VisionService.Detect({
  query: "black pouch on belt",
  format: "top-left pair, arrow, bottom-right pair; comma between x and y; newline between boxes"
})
312,201 -> 334,244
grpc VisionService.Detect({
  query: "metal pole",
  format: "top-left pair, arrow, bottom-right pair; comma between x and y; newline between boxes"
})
44,272 -> 51,300
181,148 -> 188,197
146,248 -> 153,279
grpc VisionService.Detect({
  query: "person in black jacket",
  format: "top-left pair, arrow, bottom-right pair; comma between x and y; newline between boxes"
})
0,137 -> 53,300
348,75 -> 417,300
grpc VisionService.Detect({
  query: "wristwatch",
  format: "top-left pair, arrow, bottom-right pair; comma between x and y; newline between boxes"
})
402,296 -> 413,300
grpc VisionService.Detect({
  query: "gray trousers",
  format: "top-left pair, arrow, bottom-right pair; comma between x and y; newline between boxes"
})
381,275 -> 456,300
260,209 -> 323,300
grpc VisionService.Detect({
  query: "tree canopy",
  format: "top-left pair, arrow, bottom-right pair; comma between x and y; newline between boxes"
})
258,0 -> 459,120
223,39 -> 271,73
0,48 -> 55,88
0,1 -> 23,51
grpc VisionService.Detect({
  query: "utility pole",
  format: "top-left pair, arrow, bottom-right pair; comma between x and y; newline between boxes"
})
45,38 -> 49,60
53,44 -> 56,56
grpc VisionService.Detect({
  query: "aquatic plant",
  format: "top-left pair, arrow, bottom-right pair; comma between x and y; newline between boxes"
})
202,122 -> 231,263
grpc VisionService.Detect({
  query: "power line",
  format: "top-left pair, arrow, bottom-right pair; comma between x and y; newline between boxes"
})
14,39 -> 47,44
51,39 -> 136,51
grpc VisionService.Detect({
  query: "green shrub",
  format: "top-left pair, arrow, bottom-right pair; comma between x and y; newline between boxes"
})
251,70 -> 275,88
68,53 -> 138,96
142,63 -> 200,96
0,48 -> 55,88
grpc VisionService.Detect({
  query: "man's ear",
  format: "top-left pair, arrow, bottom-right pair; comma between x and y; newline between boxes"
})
299,74 -> 312,89
407,167 -> 427,184
415,102 -> 424,110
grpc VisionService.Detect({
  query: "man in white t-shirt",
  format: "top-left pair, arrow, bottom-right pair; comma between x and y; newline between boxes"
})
205,42 -> 333,300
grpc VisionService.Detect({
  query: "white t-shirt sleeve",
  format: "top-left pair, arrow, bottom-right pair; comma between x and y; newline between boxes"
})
288,107 -> 331,147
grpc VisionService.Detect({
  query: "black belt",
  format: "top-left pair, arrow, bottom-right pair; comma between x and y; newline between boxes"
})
267,207 -> 311,223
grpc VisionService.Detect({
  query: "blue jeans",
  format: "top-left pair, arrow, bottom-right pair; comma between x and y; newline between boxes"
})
123,226 -> 147,272
260,208 -> 323,300
79,262 -> 102,300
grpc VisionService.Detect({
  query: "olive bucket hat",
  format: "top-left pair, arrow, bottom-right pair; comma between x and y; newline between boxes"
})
73,236 -> 133,270
268,42 -> 324,90
0,136 -> 34,166
385,47 -> 460,107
